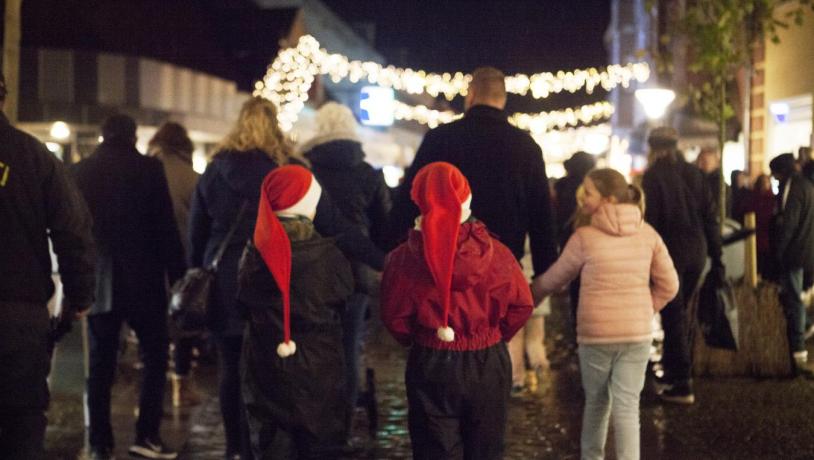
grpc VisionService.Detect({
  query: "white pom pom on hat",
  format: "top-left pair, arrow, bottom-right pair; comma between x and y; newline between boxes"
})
436,326 -> 455,342
277,340 -> 297,358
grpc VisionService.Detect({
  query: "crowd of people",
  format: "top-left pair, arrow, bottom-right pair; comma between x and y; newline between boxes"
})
1,62 -> 813,460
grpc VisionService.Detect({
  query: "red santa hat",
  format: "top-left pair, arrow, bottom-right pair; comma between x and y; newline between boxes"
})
410,162 -> 472,342
254,165 -> 322,358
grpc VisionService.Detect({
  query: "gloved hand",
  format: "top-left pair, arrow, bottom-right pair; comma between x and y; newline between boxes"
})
710,260 -> 727,287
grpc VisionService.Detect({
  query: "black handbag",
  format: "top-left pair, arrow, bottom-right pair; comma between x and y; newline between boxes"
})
169,201 -> 249,335
697,271 -> 739,350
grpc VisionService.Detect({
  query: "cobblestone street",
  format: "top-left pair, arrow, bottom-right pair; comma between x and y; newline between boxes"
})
46,297 -> 814,459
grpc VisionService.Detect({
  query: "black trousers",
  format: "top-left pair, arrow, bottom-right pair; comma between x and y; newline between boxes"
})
217,335 -> 253,458
406,342 -> 511,460
86,310 -> 168,448
660,261 -> 704,384
0,302 -> 50,460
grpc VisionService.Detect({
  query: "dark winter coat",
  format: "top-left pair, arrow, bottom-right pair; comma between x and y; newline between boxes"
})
304,139 -> 391,245
772,175 -> 814,272
238,219 -> 353,449
305,139 -> 391,293
642,157 -> 722,271
72,140 -> 185,316
703,169 -> 731,219
189,149 -> 385,337
0,112 -> 95,307
381,220 -> 534,351
387,105 -> 558,277
0,112 -> 95,410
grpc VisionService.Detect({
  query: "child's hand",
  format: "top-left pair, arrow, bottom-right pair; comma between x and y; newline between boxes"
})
530,282 -> 548,307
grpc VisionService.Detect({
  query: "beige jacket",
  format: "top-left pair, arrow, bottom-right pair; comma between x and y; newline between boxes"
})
155,151 -> 198,256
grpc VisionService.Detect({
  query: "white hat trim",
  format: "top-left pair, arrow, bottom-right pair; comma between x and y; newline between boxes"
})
276,177 -> 322,220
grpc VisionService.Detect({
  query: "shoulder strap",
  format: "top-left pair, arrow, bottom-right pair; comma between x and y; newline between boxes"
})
209,200 -> 249,271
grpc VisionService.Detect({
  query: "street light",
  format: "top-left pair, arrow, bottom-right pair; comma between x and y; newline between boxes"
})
635,88 -> 676,120
49,121 -> 71,140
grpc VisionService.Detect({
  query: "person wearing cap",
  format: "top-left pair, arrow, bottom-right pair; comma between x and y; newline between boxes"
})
381,162 -> 533,460
236,165 -> 354,458
72,114 -> 186,459
641,127 -> 723,405
769,153 -> 814,374
0,73 -> 95,459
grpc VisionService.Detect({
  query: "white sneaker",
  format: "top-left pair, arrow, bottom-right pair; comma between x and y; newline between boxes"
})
128,437 -> 178,459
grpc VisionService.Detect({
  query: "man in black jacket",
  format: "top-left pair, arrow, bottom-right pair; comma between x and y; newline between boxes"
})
387,67 -> 558,277
642,127 -> 723,405
0,74 -> 95,459
72,115 -> 186,460
770,153 -> 814,373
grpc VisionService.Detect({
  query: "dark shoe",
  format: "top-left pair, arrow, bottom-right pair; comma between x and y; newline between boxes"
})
128,437 -> 178,459
88,446 -> 116,460
510,384 -> 527,397
659,382 -> 695,405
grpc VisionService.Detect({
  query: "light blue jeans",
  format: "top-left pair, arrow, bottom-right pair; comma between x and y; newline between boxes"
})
578,341 -> 650,460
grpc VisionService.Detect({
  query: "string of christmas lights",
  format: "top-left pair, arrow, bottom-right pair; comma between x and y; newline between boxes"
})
508,101 -> 615,134
254,35 -> 646,131
393,100 -> 614,133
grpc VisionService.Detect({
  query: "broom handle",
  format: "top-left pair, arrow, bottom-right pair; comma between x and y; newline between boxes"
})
744,212 -> 758,288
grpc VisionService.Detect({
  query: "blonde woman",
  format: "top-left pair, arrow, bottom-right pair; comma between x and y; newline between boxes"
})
189,97 -> 384,459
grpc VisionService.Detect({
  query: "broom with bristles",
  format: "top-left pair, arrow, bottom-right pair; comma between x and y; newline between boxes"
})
692,213 -> 792,378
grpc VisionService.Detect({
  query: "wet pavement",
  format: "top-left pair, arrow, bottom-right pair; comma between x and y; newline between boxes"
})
46,296 -> 814,459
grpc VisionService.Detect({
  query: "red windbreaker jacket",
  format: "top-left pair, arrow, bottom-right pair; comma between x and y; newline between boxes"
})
381,221 -> 533,351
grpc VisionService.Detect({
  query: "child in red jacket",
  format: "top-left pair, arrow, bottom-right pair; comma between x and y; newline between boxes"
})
381,161 -> 533,460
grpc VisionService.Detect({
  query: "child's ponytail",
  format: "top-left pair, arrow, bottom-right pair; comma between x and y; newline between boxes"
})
626,184 -> 645,215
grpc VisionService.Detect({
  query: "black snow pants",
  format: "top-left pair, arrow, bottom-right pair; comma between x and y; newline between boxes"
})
406,342 -> 511,460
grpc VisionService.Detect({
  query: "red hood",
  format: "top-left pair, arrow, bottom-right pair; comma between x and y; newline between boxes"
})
407,221 -> 494,291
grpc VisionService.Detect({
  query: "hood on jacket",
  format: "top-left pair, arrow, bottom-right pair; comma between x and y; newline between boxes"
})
591,203 -> 643,236
406,221 -> 494,291
303,139 -> 365,169
214,149 -> 279,199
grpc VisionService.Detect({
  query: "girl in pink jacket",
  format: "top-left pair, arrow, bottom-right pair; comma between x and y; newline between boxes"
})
532,168 -> 679,460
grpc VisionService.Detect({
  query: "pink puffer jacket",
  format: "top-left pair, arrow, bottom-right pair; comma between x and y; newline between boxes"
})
533,203 -> 679,344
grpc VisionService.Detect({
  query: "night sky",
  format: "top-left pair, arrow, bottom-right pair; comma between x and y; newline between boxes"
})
322,0 -> 612,113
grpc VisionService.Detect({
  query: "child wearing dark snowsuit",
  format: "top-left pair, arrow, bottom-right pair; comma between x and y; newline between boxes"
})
237,165 -> 354,459
381,162 -> 534,460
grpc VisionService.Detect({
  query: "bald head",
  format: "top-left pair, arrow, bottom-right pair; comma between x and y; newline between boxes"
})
465,67 -> 507,110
